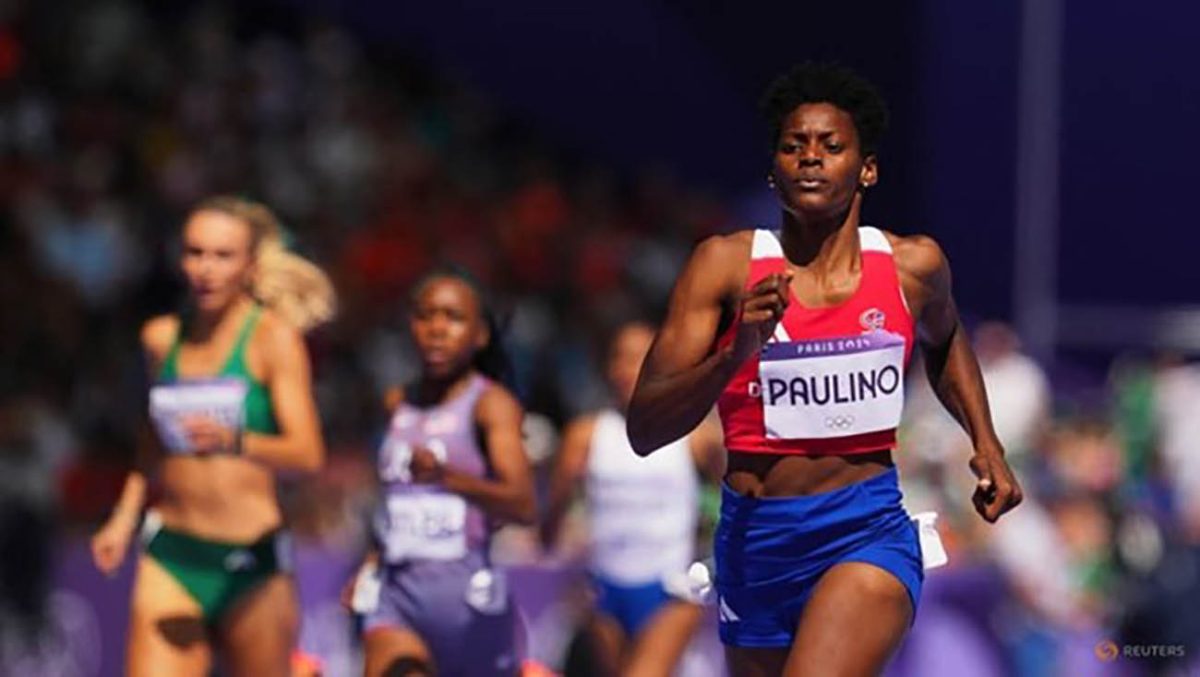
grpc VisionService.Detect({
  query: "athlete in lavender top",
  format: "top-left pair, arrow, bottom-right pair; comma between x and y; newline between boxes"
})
374,375 -> 493,558
348,267 -> 536,677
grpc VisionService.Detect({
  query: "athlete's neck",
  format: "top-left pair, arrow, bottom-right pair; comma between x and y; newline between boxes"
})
187,295 -> 255,342
778,195 -> 863,271
411,369 -> 477,407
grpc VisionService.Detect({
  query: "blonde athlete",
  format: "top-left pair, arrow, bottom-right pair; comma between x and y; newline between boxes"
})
91,196 -> 335,676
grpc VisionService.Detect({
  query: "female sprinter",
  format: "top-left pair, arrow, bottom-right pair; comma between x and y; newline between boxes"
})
541,321 -> 723,676
349,267 -> 536,676
626,63 -> 1023,676
91,196 -> 335,676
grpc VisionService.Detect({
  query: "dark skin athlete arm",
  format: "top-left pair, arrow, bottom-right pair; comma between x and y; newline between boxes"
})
538,415 -> 595,550
410,384 -> 537,526
627,235 -> 791,455
894,235 -> 1023,523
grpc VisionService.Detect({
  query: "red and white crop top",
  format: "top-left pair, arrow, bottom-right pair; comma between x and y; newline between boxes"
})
716,227 -> 915,456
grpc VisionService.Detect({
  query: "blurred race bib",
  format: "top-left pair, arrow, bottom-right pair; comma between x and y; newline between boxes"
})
149,378 -> 247,454
379,493 -> 468,563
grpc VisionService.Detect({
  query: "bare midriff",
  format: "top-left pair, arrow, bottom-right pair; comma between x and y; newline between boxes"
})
155,455 -> 283,542
724,448 -> 894,497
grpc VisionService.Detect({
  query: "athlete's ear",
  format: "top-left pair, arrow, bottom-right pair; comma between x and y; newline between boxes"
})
859,154 -> 879,191
244,256 -> 259,292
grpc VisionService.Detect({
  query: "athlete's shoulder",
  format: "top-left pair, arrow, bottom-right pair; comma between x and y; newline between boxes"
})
683,230 -> 756,295
140,314 -> 178,358
383,385 -> 406,412
692,230 -> 754,263
253,307 -> 310,367
881,230 -> 948,281
476,379 -> 524,424
255,307 -> 305,346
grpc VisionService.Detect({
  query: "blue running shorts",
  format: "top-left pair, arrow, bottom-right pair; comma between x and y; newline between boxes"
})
714,466 -> 923,648
591,575 -> 674,637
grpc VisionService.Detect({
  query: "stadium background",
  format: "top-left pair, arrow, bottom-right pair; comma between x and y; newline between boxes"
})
1,0 -> 1198,675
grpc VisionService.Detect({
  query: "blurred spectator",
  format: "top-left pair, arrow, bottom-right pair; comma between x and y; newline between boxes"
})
0,397 -> 64,665
974,321 -> 1051,467
1152,356 -> 1200,539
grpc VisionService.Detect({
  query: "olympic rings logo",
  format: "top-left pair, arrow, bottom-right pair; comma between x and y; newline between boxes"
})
824,415 -> 856,430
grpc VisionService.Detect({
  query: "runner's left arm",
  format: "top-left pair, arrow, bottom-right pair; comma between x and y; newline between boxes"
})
242,320 -> 326,472
898,235 -> 1022,523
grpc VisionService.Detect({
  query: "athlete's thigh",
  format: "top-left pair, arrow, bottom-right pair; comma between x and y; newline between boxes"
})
363,626 -> 436,677
626,601 -> 703,677
126,555 -> 212,677
586,612 -> 626,677
725,645 -> 789,677
218,574 -> 299,677
785,562 -> 912,677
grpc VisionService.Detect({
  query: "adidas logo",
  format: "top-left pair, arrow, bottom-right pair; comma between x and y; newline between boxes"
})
224,549 -> 257,572
718,596 -> 740,623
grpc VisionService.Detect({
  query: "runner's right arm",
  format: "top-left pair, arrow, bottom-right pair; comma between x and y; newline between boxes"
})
91,318 -> 172,575
627,235 -> 789,455
91,459 -> 149,576
539,416 -> 595,551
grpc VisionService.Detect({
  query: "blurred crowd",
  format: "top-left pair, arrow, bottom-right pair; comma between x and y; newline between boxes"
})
1,2 -> 1199,675
899,324 -> 1200,675
0,0 -> 724,522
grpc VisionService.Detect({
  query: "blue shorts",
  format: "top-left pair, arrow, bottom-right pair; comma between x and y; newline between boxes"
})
592,575 -> 673,637
714,466 -> 923,648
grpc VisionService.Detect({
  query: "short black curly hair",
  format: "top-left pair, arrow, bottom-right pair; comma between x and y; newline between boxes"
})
760,62 -> 890,156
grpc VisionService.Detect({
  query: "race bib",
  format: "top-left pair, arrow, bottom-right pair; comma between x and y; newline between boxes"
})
148,378 -> 247,454
379,493 -> 468,562
758,332 -> 905,439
